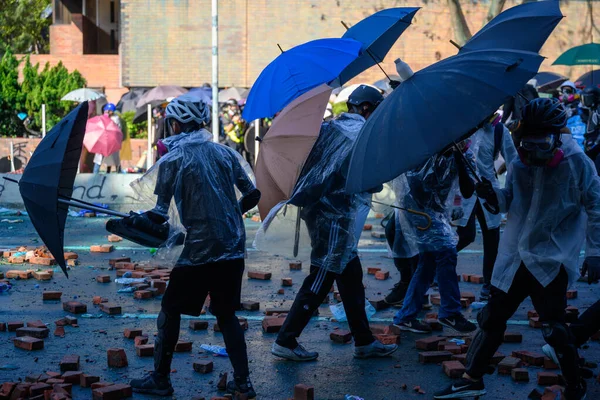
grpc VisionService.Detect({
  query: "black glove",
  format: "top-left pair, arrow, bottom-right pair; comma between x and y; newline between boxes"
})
451,207 -> 464,221
475,177 -> 498,206
389,80 -> 401,90
581,256 -> 600,284
239,188 -> 261,214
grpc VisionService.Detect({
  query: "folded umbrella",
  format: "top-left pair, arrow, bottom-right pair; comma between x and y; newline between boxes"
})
61,88 -> 105,102
242,38 -> 362,121
255,84 -> 333,219
553,43 -> 600,66
136,85 -> 188,108
84,115 -> 123,157
460,0 -> 563,53
333,7 -> 419,87
345,49 -> 544,194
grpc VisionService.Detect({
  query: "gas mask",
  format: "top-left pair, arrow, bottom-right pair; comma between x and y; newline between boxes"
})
518,133 -> 564,167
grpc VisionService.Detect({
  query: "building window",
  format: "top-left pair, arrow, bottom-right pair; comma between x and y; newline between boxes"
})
110,1 -> 115,23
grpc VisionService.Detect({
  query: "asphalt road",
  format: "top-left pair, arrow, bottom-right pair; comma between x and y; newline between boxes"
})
0,214 -> 599,399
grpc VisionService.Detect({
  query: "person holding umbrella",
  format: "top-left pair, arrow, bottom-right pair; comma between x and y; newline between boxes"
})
128,95 -> 261,398
93,103 -> 123,173
271,85 -> 398,362
435,99 -> 600,400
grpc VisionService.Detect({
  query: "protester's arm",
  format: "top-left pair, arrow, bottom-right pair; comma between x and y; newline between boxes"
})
500,126 -> 518,166
455,149 -> 475,199
232,152 -> 261,213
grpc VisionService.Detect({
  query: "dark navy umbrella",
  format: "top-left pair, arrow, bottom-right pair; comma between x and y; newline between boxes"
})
5,103 -> 127,277
575,70 -> 600,89
116,88 -> 149,113
242,38 -> 362,121
534,71 -> 568,92
333,7 -> 419,87
460,0 -> 562,53
345,49 -> 544,194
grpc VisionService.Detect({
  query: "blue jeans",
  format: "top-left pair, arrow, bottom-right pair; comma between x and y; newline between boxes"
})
93,163 -> 101,173
393,248 -> 462,323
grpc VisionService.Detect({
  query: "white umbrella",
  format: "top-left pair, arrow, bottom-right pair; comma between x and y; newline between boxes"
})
61,88 -> 105,102
333,83 -> 379,104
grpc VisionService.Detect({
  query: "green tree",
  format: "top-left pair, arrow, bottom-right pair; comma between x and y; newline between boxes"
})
0,0 -> 52,54
0,47 -> 25,136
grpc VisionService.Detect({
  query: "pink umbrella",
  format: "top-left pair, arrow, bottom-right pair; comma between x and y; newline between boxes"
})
84,115 -> 123,157
255,83 -> 333,219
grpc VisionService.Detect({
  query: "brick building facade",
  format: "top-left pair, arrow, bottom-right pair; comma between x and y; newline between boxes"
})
19,1 -> 596,103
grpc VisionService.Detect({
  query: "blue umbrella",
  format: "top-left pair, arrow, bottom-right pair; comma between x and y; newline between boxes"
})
576,70 -> 599,89
242,38 -> 362,121
333,7 -> 420,86
345,49 -> 544,194
534,71 -> 568,92
188,87 -> 212,104
460,0 -> 563,53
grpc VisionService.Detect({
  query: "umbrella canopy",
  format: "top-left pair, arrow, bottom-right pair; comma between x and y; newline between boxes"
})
553,43 -> 600,66
334,83 -> 380,104
255,84 -> 333,219
333,7 -> 419,87
133,100 -> 165,124
84,115 -> 123,157
18,102 -> 89,277
242,38 -> 362,121
461,0 -> 562,53
218,87 -> 248,103
136,85 -> 188,108
345,49 -> 544,194
188,87 -> 213,104
116,88 -> 149,113
534,71 -> 568,92
61,88 -> 105,102
575,70 -> 600,89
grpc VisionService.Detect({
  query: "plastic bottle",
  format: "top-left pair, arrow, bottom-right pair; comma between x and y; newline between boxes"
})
200,344 -> 228,357
114,278 -> 146,284
122,271 -> 133,278
470,301 -> 487,310
394,58 -> 414,82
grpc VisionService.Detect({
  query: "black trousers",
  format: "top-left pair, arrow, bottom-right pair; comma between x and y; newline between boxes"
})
156,259 -> 249,379
276,256 -> 375,348
572,299 -> 600,347
456,201 -> 500,290
465,265 -> 579,388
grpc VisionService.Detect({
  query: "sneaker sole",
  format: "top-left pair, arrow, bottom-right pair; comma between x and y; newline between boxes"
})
353,344 -> 399,359
434,389 -> 487,399
438,322 -> 476,337
131,387 -> 174,396
271,349 -> 318,362
395,324 -> 431,334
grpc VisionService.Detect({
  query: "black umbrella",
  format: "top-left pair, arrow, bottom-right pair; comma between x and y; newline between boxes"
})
4,103 -> 128,277
534,71 -> 568,92
133,100 -> 164,124
116,88 -> 150,113
575,70 -> 600,89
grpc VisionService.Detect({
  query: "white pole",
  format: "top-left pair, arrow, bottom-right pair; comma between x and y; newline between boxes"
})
9,141 -> 15,172
254,118 -> 260,160
211,0 -> 219,143
41,104 -> 46,137
147,103 -> 152,170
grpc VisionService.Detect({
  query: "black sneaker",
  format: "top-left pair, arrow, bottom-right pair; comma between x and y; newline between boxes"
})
227,376 -> 257,399
433,377 -> 486,399
394,319 -> 432,334
439,315 -> 477,335
384,282 -> 409,306
130,371 -> 174,396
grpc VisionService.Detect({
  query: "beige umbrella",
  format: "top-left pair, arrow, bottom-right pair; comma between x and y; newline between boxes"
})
255,83 -> 333,219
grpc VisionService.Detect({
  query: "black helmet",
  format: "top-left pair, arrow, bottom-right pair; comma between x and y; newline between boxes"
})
347,85 -> 384,107
520,98 -> 567,135
581,86 -> 600,109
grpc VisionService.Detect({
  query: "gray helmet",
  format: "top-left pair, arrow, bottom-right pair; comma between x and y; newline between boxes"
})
165,94 -> 211,126
347,85 -> 384,107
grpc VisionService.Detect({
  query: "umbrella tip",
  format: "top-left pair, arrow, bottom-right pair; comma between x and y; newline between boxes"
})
277,44 -> 284,53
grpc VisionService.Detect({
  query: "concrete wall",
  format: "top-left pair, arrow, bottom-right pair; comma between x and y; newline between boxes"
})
0,173 -> 145,212
120,0 -> 593,88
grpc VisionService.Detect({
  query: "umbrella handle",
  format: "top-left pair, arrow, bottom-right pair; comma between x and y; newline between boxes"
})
58,198 -> 129,218
293,207 -> 302,258
371,200 -> 432,230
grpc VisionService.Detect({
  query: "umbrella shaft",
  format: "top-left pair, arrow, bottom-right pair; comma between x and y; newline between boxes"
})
58,198 -> 129,218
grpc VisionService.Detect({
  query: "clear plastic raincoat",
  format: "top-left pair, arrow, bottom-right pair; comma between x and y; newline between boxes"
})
390,150 -> 472,258
492,134 -> 600,292
457,124 -> 518,229
131,129 -> 256,266
255,113 -> 371,275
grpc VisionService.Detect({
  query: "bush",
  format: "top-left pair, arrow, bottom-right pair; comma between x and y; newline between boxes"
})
121,111 -> 148,139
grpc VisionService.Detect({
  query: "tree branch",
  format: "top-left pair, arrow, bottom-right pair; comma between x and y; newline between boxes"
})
484,0 -> 507,27
447,0 -> 472,46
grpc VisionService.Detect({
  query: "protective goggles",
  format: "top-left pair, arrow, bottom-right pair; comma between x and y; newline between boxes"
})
520,135 -> 557,152
561,87 -> 575,95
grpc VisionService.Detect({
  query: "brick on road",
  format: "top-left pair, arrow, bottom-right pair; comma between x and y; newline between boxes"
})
294,384 -> 315,400
241,301 -> 259,311
43,291 -> 62,300
189,320 -> 209,330
537,372 -> 561,386
174,341 -> 192,352
442,360 -> 466,378
247,270 -> 271,280
193,360 -> 214,374
92,384 -> 132,399
415,336 -> 446,351
16,327 -> 49,339
109,257 -> 131,266
136,344 -> 154,357
123,328 -> 143,338
61,371 -> 83,384
504,331 -> 523,343
60,355 -> 80,372
419,351 -> 453,364
90,245 -> 114,253
511,368 -> 530,382
96,275 -> 111,283
62,301 -> 87,314
289,261 -> 302,270
7,321 -> 24,331
81,375 -> 101,388
134,336 -> 148,346
100,303 -> 122,315
375,270 -> 389,280
107,349 -> 128,368
281,278 -> 293,286
330,329 -> 352,344
498,356 -> 522,375
13,336 -> 44,350
367,267 -> 381,275
262,316 -> 285,333
512,350 -> 545,366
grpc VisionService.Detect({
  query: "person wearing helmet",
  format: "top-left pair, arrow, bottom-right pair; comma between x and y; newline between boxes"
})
582,87 -> 600,171
435,98 -> 600,400
271,85 -> 399,362
129,94 -> 261,398
559,80 -> 581,119
221,98 -> 246,154
93,103 -> 123,173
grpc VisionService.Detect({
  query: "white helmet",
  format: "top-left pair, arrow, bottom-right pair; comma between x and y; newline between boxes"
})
165,94 -> 211,126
